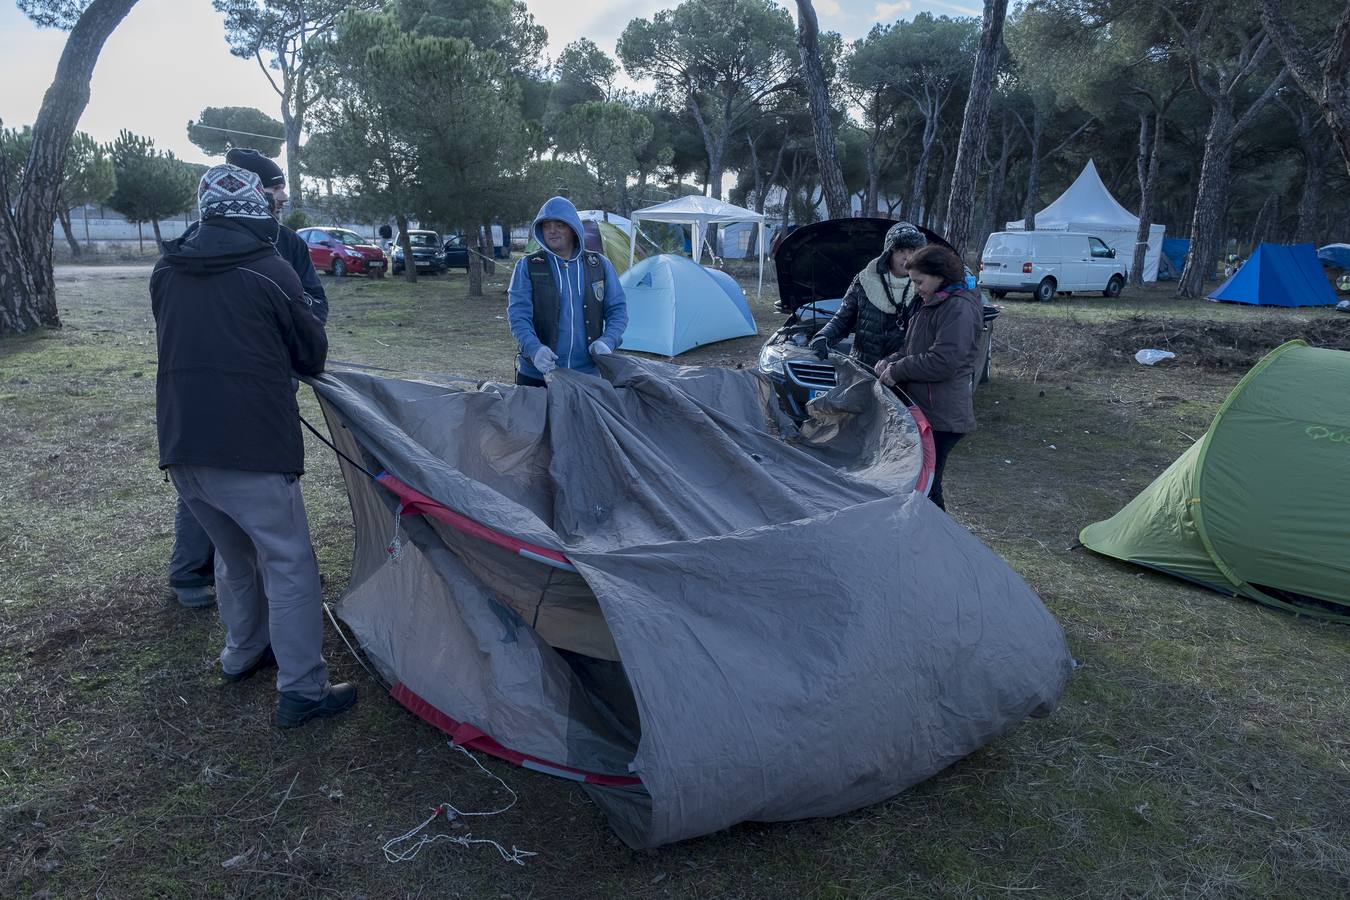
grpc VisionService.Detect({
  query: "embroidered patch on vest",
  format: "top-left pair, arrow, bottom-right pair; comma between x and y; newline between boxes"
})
592,281 -> 604,301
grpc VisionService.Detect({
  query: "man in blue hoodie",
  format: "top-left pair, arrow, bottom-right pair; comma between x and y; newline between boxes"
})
508,197 -> 628,386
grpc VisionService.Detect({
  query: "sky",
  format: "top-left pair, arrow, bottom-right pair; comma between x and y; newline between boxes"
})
0,0 -> 984,169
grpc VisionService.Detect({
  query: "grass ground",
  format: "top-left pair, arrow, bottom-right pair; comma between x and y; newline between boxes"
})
2,263 -> 1347,899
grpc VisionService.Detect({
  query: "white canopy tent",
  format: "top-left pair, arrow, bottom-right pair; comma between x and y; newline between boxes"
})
1006,159 -> 1165,281
629,196 -> 767,299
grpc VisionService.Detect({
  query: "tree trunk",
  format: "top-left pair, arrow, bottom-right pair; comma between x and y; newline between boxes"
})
280,74 -> 308,214
1020,106 -> 1044,231
944,0 -> 1008,257
930,143 -> 952,233
1260,0 -> 1350,178
983,113 -> 1013,238
1289,104 -> 1334,243
1178,102 -> 1235,297
58,207 -> 81,256
795,0 -> 850,219
746,134 -> 765,213
865,137 -> 881,217
467,226 -> 483,297
396,213 -> 417,283
908,105 -> 939,223
1176,67 -> 1286,297
1248,192 -> 1279,248
0,0 -> 140,337
1295,152 -> 1323,244
1131,111 -> 1165,286
150,218 -> 163,249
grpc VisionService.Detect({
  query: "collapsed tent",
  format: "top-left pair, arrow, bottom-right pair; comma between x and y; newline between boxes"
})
1208,243 -> 1339,307
310,354 -> 1072,847
1007,160 -> 1165,281
1081,341 -> 1350,623
619,254 -> 757,356
526,219 -> 642,275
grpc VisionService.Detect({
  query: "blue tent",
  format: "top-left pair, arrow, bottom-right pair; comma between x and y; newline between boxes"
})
620,254 -> 758,356
1161,237 -> 1190,276
719,222 -> 779,259
1208,243 -> 1339,308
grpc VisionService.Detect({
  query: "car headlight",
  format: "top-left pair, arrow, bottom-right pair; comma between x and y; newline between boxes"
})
758,342 -> 786,375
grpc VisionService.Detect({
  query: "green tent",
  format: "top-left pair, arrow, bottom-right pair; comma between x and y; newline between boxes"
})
1081,341 -> 1350,623
525,219 -> 643,275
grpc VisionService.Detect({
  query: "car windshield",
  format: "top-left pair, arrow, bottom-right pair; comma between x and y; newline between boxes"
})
332,231 -> 364,246
406,233 -> 439,247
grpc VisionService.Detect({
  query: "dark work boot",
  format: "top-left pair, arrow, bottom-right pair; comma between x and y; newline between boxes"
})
173,585 -> 216,609
220,645 -> 277,684
275,683 -> 358,728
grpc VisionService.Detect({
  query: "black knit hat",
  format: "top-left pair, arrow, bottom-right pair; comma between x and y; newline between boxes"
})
884,221 -> 928,253
225,147 -> 285,188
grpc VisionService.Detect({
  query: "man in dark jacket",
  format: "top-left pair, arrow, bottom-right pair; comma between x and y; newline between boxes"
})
151,164 -> 356,727
224,147 -> 328,323
165,147 -> 327,608
809,221 -> 928,367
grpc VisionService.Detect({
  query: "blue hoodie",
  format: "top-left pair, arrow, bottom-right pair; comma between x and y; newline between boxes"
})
508,197 -> 627,378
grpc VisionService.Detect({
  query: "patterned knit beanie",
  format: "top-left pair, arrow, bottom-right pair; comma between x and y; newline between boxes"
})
884,221 -> 928,253
197,164 -> 271,221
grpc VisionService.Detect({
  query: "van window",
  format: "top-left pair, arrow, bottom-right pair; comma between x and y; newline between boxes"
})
984,233 -> 1028,256
1056,235 -> 1086,257
1089,237 -> 1114,258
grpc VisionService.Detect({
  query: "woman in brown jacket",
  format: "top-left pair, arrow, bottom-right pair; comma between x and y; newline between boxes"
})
875,244 -> 983,511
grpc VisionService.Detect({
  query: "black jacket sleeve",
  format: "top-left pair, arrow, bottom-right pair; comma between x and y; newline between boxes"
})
817,279 -> 862,346
278,226 -> 328,324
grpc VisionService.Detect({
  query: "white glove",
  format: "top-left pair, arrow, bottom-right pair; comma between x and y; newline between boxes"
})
532,346 -> 558,374
588,339 -> 612,357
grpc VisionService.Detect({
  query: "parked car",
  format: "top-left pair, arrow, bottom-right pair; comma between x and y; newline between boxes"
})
390,230 -> 447,275
298,227 -> 387,277
441,234 -> 472,271
759,217 -> 999,422
978,230 -> 1127,301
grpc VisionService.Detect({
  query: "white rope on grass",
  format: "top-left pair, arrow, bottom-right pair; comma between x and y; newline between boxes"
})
382,743 -> 538,866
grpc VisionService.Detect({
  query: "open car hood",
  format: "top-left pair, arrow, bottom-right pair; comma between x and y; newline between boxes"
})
773,218 -> 954,312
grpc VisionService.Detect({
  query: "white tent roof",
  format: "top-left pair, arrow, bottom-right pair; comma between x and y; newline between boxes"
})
630,195 -> 764,226
1006,159 -> 1166,281
628,195 -> 767,298
1007,160 -> 1138,230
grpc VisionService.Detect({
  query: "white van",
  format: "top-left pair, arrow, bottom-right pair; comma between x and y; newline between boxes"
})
979,231 -> 1128,301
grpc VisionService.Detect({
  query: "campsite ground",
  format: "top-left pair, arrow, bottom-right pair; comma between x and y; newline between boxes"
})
3,261 -> 1348,899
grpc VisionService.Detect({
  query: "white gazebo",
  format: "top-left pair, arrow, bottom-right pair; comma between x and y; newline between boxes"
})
628,195 -> 767,299
1006,159 -> 1166,281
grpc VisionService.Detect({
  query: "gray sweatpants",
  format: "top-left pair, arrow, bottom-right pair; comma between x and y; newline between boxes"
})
169,465 -> 329,699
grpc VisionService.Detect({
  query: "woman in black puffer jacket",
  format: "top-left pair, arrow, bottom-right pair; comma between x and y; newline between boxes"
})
809,221 -> 928,367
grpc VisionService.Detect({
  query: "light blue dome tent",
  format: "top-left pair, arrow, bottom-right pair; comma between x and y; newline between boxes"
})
627,195 -> 768,299
620,254 -> 758,356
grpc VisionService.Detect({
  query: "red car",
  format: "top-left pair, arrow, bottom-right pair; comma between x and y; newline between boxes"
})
298,227 -> 387,277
